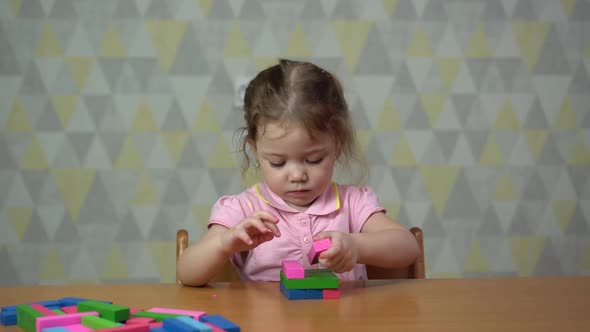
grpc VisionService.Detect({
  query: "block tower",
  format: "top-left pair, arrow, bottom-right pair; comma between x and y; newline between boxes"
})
279,239 -> 341,300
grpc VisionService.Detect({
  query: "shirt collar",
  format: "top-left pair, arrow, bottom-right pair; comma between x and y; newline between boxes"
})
254,182 -> 340,215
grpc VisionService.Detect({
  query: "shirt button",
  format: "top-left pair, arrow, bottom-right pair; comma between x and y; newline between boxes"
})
301,219 -> 308,225
303,236 -> 311,243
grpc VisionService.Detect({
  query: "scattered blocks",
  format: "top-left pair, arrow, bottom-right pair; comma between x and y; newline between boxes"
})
307,238 -> 331,264
77,301 -> 129,322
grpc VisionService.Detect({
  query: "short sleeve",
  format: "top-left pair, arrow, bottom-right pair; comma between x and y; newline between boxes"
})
347,186 -> 386,233
208,195 -> 252,229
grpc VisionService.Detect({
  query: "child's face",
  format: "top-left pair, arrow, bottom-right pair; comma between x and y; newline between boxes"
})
251,122 -> 337,211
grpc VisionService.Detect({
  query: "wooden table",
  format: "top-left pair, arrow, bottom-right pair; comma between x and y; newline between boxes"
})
1,277 -> 589,332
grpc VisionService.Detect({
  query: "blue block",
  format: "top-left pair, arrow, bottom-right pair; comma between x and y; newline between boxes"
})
58,297 -> 111,307
305,289 -> 323,299
1,310 -> 17,326
279,282 -> 309,300
163,317 -> 212,332
199,315 -> 240,332
176,317 -> 213,332
42,327 -> 70,332
150,328 -> 168,332
3,300 -> 62,313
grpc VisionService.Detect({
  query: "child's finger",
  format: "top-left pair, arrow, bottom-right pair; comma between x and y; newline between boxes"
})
313,231 -> 332,242
236,229 -> 254,246
252,210 -> 279,224
262,221 -> 281,237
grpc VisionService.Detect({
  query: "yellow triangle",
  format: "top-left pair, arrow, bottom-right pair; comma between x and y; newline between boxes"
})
208,135 -> 236,168
99,24 -> 128,58
509,236 -> 547,276
286,24 -> 313,58
53,169 -> 96,222
115,136 -> 143,169
39,247 -> 67,281
560,0 -> 576,17
242,167 -> 262,189
568,133 -> 590,165
132,100 -> 159,132
465,25 -> 493,58
198,0 -> 213,17
65,57 -> 94,91
149,241 -> 176,282
436,57 -> 461,90
552,200 -> 576,233
254,57 -> 279,71
146,20 -> 189,72
406,24 -> 433,57
9,0 -> 22,16
382,0 -> 398,17
193,204 -> 212,228
377,98 -> 401,130
131,171 -> 159,206
494,170 -> 517,201
524,130 -> 548,160
390,133 -> 417,166
553,97 -> 578,129
192,100 -> 221,132
6,207 -> 33,241
355,130 -> 373,153
495,99 -> 520,129
224,22 -> 251,58
331,20 -> 373,72
479,133 -> 504,166
579,242 -> 590,271
419,166 -> 460,216
100,245 -> 128,280
512,22 -> 552,72
161,131 -> 189,165
464,240 -> 490,273
36,23 -> 63,56
420,94 -> 445,127
51,95 -> 79,129
21,136 -> 50,170
5,98 -> 32,132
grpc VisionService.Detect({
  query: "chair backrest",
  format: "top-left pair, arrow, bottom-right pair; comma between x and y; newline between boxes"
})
176,226 -> 425,283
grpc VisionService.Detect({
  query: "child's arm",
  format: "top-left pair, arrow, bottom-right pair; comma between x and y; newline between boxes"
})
176,210 -> 280,287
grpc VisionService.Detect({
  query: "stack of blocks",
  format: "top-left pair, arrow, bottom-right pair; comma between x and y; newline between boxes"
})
1,297 -> 239,332
280,238 -> 341,300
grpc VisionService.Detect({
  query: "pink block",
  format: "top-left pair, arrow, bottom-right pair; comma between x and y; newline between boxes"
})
125,317 -> 155,325
308,238 -> 331,264
148,322 -> 163,328
146,308 -> 206,319
62,324 -> 93,332
281,260 -> 304,279
36,312 -> 99,332
204,322 -> 225,332
129,308 -> 142,315
30,304 -> 58,316
91,325 -> 149,332
323,288 -> 340,299
60,306 -> 78,314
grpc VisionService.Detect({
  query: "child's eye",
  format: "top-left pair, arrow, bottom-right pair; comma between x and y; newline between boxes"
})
269,161 -> 285,168
306,158 -> 324,165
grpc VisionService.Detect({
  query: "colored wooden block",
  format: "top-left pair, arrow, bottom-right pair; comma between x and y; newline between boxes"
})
163,317 -> 211,332
176,316 -> 214,332
61,306 -> 77,314
279,282 -> 311,300
308,238 -> 331,264
77,301 -> 129,322
17,305 -> 44,332
203,323 -> 224,332
29,304 -> 58,317
36,312 -> 99,332
125,317 -> 155,325
147,308 -> 205,320
280,270 -> 339,289
133,311 -> 188,322
148,322 -> 163,328
129,308 -> 142,315
61,324 -> 92,332
88,325 -> 149,332
305,289 -> 323,299
51,310 -> 65,315
199,315 -> 240,332
41,327 -> 70,332
281,260 -> 304,279
59,298 -> 111,307
322,288 -> 341,299
1,310 -> 17,325
149,328 -> 167,332
81,315 -> 122,329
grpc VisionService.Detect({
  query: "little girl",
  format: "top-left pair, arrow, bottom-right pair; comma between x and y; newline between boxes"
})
177,59 -> 420,286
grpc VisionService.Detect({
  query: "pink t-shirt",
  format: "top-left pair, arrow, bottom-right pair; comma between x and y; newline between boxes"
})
208,182 -> 386,281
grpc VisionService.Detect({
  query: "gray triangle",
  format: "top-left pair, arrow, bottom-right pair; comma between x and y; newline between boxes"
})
115,214 -> 144,242
143,0 -> 173,18
451,94 -> 477,128
77,176 -> 119,224
207,65 -> 234,96
493,58 -> 517,91
405,104 -> 431,129
392,62 -> 418,93
21,170 -> 47,204
35,102 -> 63,131
331,0 -> 358,19
392,0 -> 417,19
421,138 -> 446,164
209,0 -> 235,19
422,0 -> 447,20
113,0 -> 141,18
51,61 -> 78,94
177,138 -> 206,168
421,208 -> 445,237
129,132 -> 155,164
67,132 -> 94,163
23,212 -> 49,243
161,173 -> 190,205
523,98 -> 549,129
53,217 -> 81,243
533,28 -> 570,75
482,0 -> 506,19
568,166 -> 589,198
567,205 -> 590,234
49,0 -> 78,18
511,0 -> 536,19
0,248 -> 20,285
463,130 -> 488,160
115,63 -> 141,93
495,131 -> 519,160
434,130 -> 459,160
364,136 -> 387,166
19,63 -> 47,94
355,28 -> 393,75
301,0 -> 326,19
568,62 -> 590,94
54,243 -> 82,278
239,0 -> 265,19
391,168 -> 416,197
443,171 -> 481,219
508,201 -> 541,235
571,0 -> 590,20
350,100 -> 371,129
465,59 -> 491,92
148,214 -> 175,241
145,60 -> 171,93
161,100 -> 188,131
538,133 -> 563,165
209,169 -> 239,198
478,206 -> 504,235
169,26 -> 210,75
481,63 -> 505,93
0,28 -> 21,75
523,173 -> 548,200
533,240 -> 563,276
0,137 -> 17,169
127,58 -> 157,91
19,0 -> 46,18
97,58 -> 125,93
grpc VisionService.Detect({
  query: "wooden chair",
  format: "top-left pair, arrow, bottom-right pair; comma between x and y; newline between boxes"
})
176,226 -> 425,283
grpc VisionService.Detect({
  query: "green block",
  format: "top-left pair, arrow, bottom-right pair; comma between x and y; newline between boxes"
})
16,305 -> 44,332
52,309 -> 66,315
82,315 -> 122,329
280,269 -> 339,289
77,301 -> 129,322
132,311 -> 189,322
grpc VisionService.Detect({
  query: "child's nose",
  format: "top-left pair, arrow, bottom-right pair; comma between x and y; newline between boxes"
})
289,165 -> 308,182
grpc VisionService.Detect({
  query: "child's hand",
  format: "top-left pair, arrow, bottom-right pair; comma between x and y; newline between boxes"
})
220,210 -> 280,255
314,231 -> 359,273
